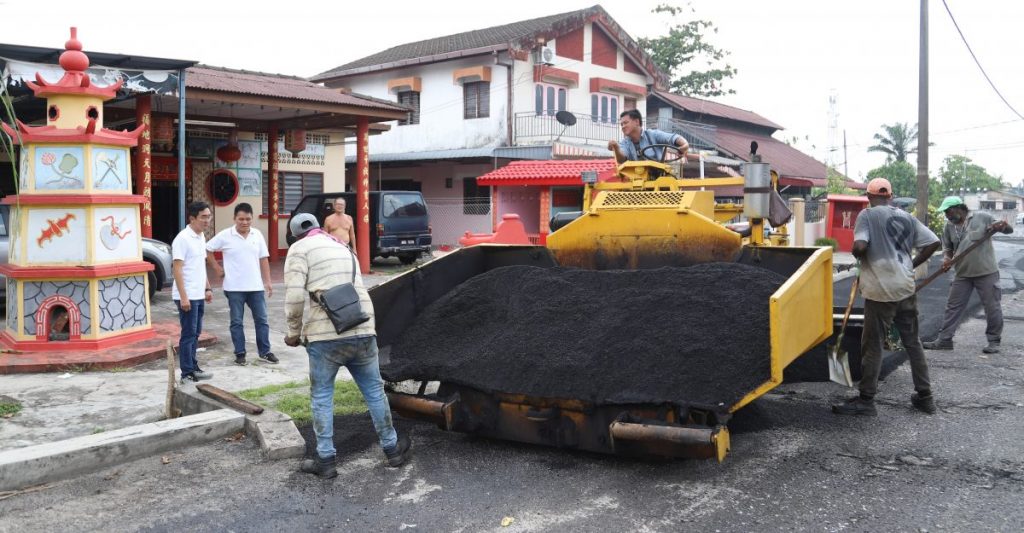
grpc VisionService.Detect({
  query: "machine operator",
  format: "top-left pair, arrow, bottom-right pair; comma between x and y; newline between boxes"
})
607,109 -> 689,164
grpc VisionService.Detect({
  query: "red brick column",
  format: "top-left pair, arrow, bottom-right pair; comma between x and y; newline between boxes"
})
135,94 -> 152,238
356,117 -> 371,274
539,187 -> 551,244
268,126 -> 280,261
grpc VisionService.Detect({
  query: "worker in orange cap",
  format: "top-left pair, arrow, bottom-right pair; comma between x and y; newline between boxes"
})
832,178 -> 941,417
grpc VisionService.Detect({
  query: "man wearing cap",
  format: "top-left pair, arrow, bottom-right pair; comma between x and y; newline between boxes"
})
283,213 -> 411,478
833,178 -> 941,416
923,196 -> 1013,354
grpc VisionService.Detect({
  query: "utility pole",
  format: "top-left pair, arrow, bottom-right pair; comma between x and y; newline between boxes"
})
843,130 -> 849,178
916,0 -> 929,224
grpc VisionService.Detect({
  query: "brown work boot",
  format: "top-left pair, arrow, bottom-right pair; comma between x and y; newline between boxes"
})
384,434 -> 412,467
923,339 -> 953,350
300,455 -> 337,478
832,396 -> 877,416
911,392 -> 936,414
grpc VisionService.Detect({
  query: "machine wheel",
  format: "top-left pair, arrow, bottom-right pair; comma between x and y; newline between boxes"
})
147,270 -> 158,299
399,253 -> 419,265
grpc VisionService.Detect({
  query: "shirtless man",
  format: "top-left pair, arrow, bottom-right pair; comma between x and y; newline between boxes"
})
323,197 -> 357,254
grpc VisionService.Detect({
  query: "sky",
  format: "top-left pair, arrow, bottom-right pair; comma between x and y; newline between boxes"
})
3,0 -> 1023,187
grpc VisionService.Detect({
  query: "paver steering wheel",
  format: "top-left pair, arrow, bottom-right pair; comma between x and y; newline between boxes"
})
640,143 -> 685,163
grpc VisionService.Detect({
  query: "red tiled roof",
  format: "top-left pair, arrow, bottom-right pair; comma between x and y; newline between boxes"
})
652,90 -> 783,131
714,126 -> 826,181
312,5 -> 667,87
186,66 -> 408,112
477,159 -> 616,186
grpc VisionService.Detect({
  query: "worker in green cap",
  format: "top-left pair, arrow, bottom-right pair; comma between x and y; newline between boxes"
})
923,196 -> 1013,353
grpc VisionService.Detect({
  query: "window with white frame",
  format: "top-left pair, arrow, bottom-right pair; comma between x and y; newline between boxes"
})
534,83 -> 567,116
463,81 -> 490,119
397,90 -> 420,125
590,93 -> 619,123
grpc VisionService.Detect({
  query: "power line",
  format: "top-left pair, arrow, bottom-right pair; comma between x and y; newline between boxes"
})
941,0 -> 1024,121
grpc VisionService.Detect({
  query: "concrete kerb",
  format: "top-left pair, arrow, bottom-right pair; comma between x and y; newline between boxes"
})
173,383 -> 306,461
0,409 -> 245,492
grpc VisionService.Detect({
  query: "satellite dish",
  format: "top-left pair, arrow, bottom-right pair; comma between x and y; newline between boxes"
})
555,110 -> 577,127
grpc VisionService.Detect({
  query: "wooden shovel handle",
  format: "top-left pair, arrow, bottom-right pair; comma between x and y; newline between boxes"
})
916,227 -> 997,292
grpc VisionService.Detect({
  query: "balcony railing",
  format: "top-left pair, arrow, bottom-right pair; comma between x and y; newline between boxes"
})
513,111 -> 717,151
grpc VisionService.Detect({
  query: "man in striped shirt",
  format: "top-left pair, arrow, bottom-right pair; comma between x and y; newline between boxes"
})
284,213 -> 411,478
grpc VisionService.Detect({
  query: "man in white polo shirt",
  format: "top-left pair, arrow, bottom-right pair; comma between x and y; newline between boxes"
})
206,202 -> 277,366
172,201 -> 214,383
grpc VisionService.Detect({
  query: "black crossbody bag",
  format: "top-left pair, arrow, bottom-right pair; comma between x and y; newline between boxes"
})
311,249 -> 370,334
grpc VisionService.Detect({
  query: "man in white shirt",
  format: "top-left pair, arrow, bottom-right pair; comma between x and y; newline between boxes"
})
172,201 -> 214,383
206,202 -> 276,366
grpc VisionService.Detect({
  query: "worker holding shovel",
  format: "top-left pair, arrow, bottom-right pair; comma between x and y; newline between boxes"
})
923,196 -> 1013,354
832,178 -> 941,416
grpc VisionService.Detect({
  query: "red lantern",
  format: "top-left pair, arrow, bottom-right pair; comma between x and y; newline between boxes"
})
151,114 -> 174,152
216,129 -> 242,163
284,129 -> 306,156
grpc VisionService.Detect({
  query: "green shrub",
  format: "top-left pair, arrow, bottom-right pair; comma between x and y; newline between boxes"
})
814,237 -> 839,251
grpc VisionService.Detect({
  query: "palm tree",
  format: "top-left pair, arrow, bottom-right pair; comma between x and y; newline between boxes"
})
868,123 -> 919,163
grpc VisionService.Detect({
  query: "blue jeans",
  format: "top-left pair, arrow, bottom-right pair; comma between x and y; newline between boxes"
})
176,299 -> 205,375
224,291 -> 271,356
306,335 -> 397,459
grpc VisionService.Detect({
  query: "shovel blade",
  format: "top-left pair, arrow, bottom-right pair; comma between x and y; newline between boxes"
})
828,347 -> 854,387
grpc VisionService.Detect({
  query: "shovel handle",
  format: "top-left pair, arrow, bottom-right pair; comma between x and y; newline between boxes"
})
916,227 -> 996,293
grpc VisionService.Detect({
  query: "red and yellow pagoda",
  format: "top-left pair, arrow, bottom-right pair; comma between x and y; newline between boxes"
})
1,28 -> 154,350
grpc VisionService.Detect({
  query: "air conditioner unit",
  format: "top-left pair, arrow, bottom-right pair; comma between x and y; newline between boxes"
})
534,45 -> 556,65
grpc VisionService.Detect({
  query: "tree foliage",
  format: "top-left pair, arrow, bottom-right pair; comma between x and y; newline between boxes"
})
638,3 -> 737,97
866,160 -> 917,198
867,123 -> 921,163
936,154 -> 1005,201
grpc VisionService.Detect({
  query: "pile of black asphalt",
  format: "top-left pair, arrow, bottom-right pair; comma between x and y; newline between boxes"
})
381,263 -> 788,411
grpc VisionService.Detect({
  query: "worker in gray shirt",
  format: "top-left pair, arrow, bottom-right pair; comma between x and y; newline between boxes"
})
833,178 -> 940,417
924,196 -> 1013,354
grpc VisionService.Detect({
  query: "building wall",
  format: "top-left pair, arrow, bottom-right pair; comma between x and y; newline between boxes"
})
517,22 -> 649,130
328,56 -> 510,154
365,162 -> 494,247
202,131 -> 345,251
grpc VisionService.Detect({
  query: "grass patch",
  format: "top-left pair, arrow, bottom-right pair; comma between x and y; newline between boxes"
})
0,400 -> 22,418
107,366 -> 133,373
238,380 -> 367,425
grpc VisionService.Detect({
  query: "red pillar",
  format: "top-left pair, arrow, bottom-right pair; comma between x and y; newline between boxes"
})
135,94 -> 153,238
356,117 -> 371,274
268,126 -> 280,262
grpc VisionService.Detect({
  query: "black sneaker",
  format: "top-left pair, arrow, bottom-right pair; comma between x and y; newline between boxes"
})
259,352 -> 279,364
300,455 -> 337,478
180,373 -> 199,384
911,392 -> 937,414
234,354 -> 247,366
832,396 -> 877,416
383,434 -> 412,467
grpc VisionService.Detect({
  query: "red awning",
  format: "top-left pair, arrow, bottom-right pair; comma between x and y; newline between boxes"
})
477,159 -> 617,186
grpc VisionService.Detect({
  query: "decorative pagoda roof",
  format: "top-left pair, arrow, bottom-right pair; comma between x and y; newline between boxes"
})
1,118 -> 144,147
25,27 -> 123,100
1,27 -> 143,147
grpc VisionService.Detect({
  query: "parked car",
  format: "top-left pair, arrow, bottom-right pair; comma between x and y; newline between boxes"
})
287,191 -> 432,264
0,205 -> 173,302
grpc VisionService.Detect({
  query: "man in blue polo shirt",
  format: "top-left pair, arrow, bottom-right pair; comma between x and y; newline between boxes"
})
606,109 -> 689,164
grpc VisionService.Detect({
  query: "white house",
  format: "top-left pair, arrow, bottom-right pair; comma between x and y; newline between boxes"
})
311,5 -> 678,246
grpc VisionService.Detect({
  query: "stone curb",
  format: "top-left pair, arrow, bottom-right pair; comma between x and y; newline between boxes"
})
0,409 -> 245,492
174,384 -> 305,461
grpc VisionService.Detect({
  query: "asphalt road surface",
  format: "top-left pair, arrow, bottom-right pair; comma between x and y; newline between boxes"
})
2,240 -> 1022,533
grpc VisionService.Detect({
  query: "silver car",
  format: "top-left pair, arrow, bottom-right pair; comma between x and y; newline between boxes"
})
0,205 -> 174,301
